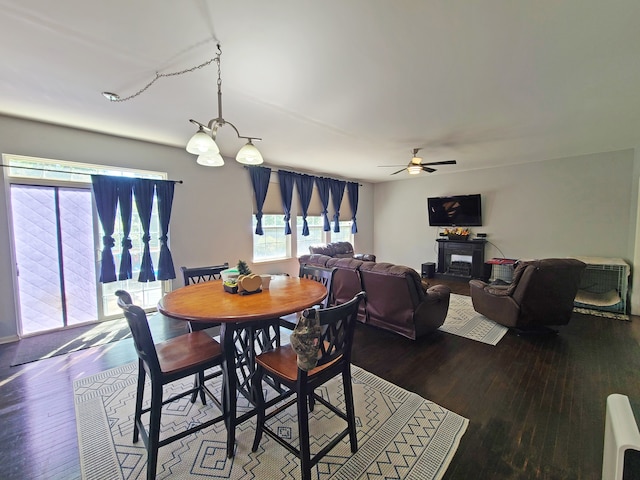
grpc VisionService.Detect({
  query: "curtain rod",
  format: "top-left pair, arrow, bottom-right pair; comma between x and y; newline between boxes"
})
0,164 -> 183,183
243,165 -> 362,186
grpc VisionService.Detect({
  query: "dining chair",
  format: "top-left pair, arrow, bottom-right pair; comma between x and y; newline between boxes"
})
251,291 -> 366,480
280,264 -> 336,330
180,263 -> 228,403
115,290 -> 228,480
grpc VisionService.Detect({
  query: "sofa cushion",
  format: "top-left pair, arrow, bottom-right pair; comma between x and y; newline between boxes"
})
332,241 -> 355,255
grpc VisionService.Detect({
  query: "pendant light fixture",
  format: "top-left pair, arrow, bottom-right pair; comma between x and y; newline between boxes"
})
186,43 -> 263,166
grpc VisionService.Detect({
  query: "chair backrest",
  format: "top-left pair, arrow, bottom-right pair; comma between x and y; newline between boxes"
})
311,291 -> 365,369
115,290 -> 160,373
181,263 -> 229,286
299,264 -> 337,307
510,258 -> 586,326
358,261 -> 426,336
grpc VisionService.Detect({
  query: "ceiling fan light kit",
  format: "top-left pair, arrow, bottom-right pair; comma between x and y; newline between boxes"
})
380,148 -> 457,176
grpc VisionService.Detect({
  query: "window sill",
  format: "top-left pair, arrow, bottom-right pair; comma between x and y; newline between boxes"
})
252,257 -> 293,265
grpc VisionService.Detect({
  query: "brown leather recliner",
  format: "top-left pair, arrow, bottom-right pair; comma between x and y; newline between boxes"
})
469,258 -> 586,329
359,262 -> 450,340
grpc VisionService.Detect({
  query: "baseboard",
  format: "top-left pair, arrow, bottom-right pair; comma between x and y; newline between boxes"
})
0,335 -> 19,345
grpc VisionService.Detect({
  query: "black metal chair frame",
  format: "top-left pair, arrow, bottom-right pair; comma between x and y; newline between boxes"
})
181,263 -> 229,288
251,291 -> 365,480
180,263 -> 228,403
280,264 -> 337,330
115,290 -> 228,480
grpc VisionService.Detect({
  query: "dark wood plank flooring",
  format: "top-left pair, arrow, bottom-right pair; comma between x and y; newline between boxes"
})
1,278 -> 639,479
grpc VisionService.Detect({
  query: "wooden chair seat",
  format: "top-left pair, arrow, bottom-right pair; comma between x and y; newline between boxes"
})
257,344 -> 341,382
155,331 -> 223,375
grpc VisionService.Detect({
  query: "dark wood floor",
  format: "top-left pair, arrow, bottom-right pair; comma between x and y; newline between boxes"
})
1,278 -> 639,479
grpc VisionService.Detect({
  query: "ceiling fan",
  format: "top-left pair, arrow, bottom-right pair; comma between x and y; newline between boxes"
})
379,148 -> 457,175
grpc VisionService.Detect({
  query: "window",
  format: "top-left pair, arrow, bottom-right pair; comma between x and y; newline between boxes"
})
296,216 -> 327,256
253,214 -> 290,262
100,196 -> 164,317
331,221 -> 354,244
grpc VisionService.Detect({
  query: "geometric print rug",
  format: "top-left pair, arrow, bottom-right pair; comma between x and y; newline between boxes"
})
439,294 -> 509,345
74,362 -> 468,479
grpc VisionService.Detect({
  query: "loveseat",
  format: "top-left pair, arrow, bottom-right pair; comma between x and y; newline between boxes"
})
298,254 -> 450,340
308,241 -> 376,262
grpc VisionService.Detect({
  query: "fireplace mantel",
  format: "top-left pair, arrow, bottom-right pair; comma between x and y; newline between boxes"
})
436,238 -> 486,280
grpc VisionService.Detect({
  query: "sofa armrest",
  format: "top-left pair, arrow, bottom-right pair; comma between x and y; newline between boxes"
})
354,253 -> 376,262
425,284 -> 451,301
413,284 -> 451,336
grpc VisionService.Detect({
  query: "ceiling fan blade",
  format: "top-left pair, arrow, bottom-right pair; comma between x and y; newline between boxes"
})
422,166 -> 436,173
419,160 -> 457,166
378,164 -> 407,167
390,168 -> 407,175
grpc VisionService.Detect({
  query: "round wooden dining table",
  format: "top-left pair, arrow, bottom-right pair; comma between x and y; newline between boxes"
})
157,275 -> 327,457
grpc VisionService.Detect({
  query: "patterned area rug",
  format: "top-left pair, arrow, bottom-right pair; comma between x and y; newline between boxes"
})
439,294 -> 509,345
74,363 -> 468,480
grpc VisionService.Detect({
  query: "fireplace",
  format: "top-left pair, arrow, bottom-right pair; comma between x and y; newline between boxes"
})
436,239 -> 486,280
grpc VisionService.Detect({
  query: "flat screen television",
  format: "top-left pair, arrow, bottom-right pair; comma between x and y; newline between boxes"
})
427,194 -> 482,226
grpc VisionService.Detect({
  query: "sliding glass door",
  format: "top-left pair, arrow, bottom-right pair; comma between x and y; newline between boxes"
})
6,154 -> 168,337
11,184 -> 98,335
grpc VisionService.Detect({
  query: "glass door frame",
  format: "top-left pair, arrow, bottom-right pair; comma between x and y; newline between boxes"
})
3,154 -> 171,338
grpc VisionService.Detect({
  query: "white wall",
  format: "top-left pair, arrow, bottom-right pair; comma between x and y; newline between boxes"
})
373,149 -> 639,312
0,115 -> 374,340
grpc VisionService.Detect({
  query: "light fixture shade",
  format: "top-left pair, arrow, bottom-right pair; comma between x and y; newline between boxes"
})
407,165 -> 422,175
196,152 -> 225,167
186,130 -> 219,155
235,140 -> 263,165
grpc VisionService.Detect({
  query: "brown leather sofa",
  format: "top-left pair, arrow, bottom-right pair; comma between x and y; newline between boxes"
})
469,258 -> 586,329
308,241 -> 376,262
298,254 -> 450,340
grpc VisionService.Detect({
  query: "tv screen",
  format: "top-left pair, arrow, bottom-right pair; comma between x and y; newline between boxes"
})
427,194 -> 482,226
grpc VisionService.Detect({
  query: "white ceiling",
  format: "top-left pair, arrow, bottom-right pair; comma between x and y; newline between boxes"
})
1,0 -> 639,183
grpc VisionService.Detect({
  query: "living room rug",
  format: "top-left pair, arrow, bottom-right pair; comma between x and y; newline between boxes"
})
74,363 -> 468,480
439,294 -> 509,345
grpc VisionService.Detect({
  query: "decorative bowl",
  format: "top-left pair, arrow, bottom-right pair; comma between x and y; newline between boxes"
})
447,234 -> 469,241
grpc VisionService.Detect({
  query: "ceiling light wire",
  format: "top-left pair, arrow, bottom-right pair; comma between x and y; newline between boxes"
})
102,57 -> 217,102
